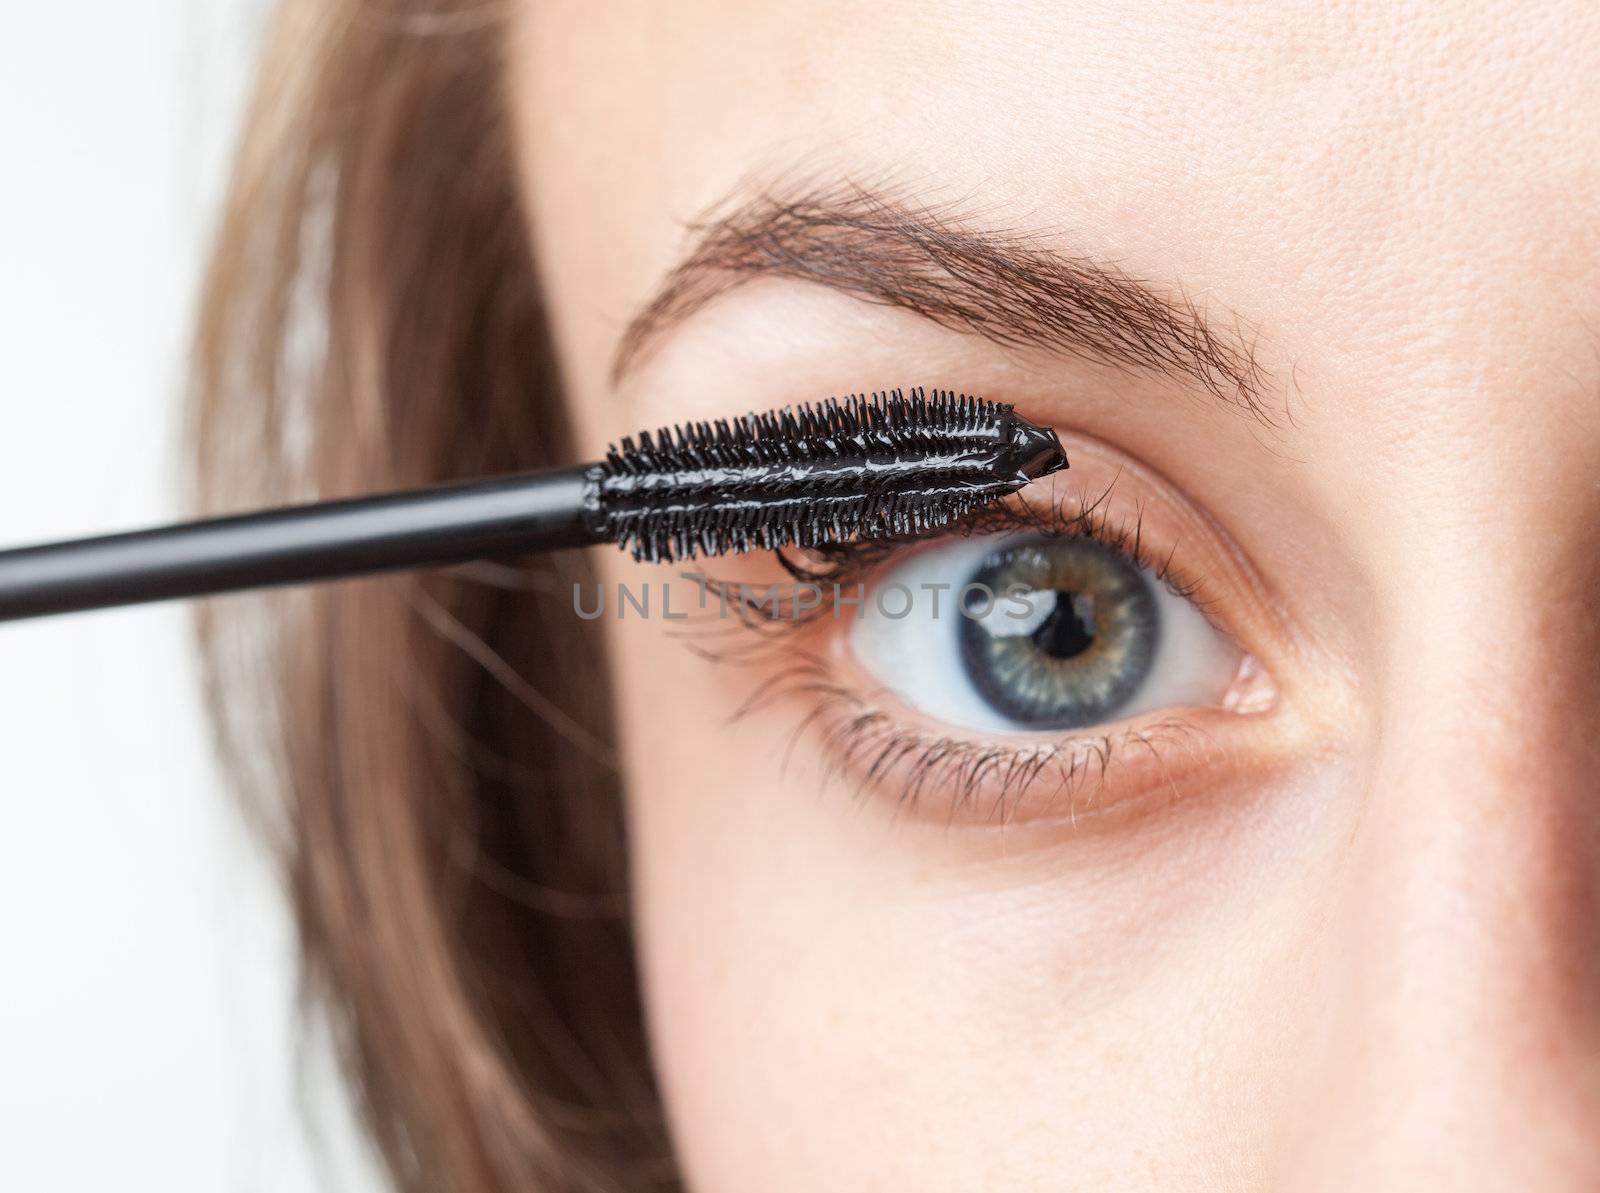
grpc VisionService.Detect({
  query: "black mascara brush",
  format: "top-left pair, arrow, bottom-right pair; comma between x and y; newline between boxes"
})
0,387 -> 1065,622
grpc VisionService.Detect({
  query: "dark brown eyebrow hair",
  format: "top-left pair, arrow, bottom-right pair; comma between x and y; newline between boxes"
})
612,180 -> 1277,427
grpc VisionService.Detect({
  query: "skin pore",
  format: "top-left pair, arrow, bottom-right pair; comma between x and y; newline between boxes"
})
508,2 -> 1600,1189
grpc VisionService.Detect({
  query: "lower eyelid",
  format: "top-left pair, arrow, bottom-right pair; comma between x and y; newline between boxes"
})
771,642 -> 1297,830
697,590 -> 1291,829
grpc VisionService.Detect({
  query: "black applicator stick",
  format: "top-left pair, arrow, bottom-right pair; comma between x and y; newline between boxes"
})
0,388 -> 1065,622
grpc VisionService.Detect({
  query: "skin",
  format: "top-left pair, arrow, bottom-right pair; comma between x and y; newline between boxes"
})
508,2 -> 1600,1189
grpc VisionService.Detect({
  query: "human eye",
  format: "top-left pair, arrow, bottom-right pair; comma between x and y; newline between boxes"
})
852,525 -> 1239,736
699,424 -> 1301,829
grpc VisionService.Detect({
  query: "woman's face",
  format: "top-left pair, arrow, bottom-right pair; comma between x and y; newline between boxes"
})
511,3 -> 1600,1188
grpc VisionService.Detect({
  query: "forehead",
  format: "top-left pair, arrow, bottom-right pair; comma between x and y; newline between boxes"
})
511,1 -> 1600,419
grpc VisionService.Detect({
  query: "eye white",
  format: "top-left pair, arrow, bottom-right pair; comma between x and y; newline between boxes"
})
848,533 -> 1240,735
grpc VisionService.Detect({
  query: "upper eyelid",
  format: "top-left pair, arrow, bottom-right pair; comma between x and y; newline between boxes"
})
750,487 -> 1219,626
689,432 -> 1287,673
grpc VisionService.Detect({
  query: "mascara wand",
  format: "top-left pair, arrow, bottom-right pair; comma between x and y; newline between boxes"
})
0,387 -> 1065,622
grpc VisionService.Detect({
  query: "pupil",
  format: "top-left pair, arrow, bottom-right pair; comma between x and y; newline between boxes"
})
1033,590 -> 1095,659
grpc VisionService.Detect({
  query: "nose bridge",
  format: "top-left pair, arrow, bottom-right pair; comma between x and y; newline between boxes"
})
1278,537 -> 1600,1189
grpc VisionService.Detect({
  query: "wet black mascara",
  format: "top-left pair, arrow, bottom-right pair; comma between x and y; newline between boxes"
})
0,388 -> 1066,622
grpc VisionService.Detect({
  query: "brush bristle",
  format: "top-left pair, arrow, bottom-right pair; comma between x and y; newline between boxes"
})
602,388 -> 1005,477
597,386 -> 1051,562
602,488 -> 1002,564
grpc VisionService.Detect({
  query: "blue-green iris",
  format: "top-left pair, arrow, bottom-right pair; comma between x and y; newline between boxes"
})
958,537 -> 1159,729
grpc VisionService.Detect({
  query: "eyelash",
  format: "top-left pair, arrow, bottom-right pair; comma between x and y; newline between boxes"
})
739,654 -> 1218,824
689,481 -> 1230,823
705,480 -> 1219,631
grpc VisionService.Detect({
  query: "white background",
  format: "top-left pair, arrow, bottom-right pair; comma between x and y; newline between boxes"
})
0,5 -> 383,1190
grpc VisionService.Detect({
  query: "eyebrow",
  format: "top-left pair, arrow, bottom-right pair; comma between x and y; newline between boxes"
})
612,180 -> 1276,427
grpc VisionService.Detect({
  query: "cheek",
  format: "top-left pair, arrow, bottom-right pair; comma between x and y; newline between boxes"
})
601,555 -> 1340,1190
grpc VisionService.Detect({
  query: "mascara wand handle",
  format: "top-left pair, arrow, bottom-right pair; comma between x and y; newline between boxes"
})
0,465 -> 600,623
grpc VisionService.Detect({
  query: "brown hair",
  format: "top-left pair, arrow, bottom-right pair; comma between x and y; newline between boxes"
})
189,3 -> 672,1189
